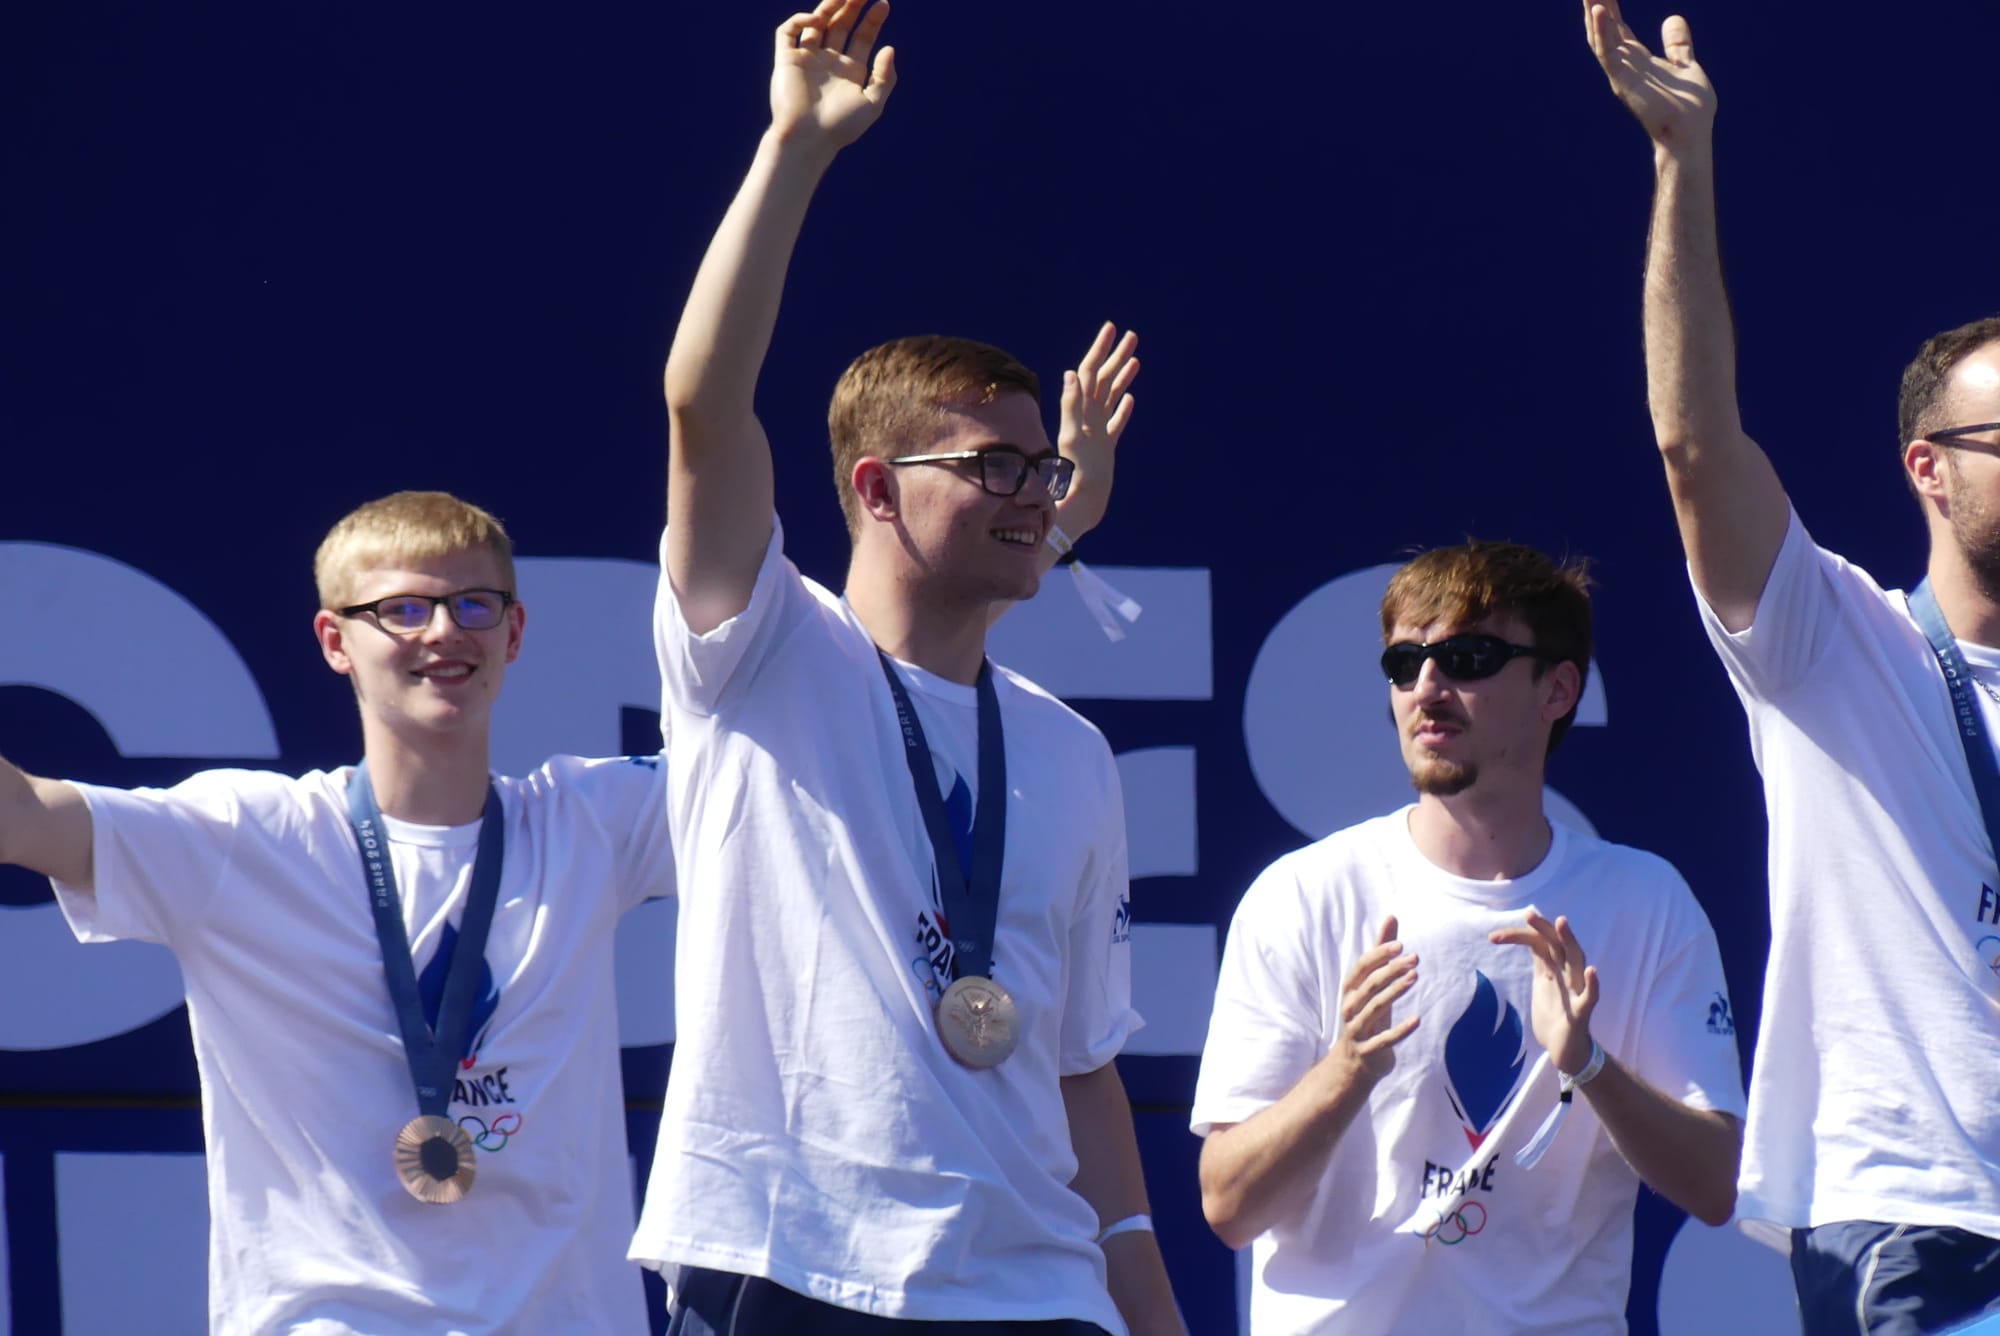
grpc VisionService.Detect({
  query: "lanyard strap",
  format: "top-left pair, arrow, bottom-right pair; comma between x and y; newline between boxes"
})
1910,580 -> 2000,859
877,651 -> 1007,981
345,762 -> 506,1118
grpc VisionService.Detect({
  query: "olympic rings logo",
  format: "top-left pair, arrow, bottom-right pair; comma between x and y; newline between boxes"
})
458,1112 -> 523,1152
1422,1200 -> 1488,1247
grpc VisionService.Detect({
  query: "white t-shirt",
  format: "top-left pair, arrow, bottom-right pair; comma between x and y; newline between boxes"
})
1190,809 -> 1745,1336
53,755 -> 673,1336
1698,509 -> 2000,1244
631,521 -> 1137,1332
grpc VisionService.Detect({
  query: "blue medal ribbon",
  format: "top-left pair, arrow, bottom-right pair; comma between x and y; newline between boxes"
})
877,651 -> 1007,981
345,762 -> 506,1119
1909,581 -> 2000,857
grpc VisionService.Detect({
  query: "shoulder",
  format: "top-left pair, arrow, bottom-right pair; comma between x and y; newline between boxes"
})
501,754 -> 667,812
1554,827 -> 1712,926
992,662 -> 1112,757
1237,813 -> 1402,920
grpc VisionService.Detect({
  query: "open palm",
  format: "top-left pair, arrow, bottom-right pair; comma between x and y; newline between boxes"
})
1585,0 -> 1715,150
772,0 -> 897,150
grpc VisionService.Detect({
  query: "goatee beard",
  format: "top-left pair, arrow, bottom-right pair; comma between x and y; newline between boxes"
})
1410,758 -> 1477,797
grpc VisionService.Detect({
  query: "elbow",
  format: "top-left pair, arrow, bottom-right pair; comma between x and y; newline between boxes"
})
1689,1185 -> 1737,1229
1198,1184 -> 1257,1252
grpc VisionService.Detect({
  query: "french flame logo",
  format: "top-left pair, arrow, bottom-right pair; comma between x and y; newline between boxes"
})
1441,970 -> 1528,1150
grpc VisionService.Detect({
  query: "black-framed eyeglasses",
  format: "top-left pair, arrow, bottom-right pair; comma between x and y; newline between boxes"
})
887,446 -> 1075,501
1931,422 -> 2000,446
337,589 -> 515,636
1380,634 -> 1550,687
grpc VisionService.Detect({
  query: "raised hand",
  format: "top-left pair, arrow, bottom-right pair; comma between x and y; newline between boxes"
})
1490,911 -> 1599,1076
1056,322 -> 1141,532
772,0 -> 897,151
1585,0 -> 1715,153
1335,916 -> 1421,1083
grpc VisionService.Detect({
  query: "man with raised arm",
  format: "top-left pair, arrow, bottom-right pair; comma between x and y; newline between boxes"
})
1588,3 -> 2000,1330
1191,540 -> 1744,1333
627,3 -> 1180,1333
0,490 -> 673,1334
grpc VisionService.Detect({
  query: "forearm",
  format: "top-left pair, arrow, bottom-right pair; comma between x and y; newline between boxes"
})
1062,1063 -> 1186,1336
1198,1048 -> 1375,1250
1642,143 -> 1787,625
1580,1052 -> 1741,1226
0,755 -> 94,886
665,130 -> 839,425
1643,145 -> 1744,456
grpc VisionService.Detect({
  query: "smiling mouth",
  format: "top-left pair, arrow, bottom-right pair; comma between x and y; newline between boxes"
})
992,526 -> 1040,548
413,664 -> 474,681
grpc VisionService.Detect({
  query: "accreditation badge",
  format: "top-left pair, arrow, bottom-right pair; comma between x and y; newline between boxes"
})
394,1114 -> 478,1204
936,975 -> 1020,1069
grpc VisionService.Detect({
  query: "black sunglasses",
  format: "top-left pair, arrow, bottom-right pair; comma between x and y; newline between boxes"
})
1931,422 -> 2000,446
1380,634 -> 1549,687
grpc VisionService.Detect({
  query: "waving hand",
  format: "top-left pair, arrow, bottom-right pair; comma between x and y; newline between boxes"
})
1586,0 -> 1714,152
772,0 -> 897,150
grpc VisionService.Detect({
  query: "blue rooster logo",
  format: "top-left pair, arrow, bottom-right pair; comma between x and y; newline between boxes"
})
1441,971 -> 1528,1150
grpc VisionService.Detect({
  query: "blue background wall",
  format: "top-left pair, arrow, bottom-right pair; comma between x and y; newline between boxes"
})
7,1 -> 2000,1331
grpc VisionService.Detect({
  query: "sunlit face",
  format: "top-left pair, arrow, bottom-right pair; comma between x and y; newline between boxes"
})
1932,344 -> 2000,600
314,547 -> 524,745
881,391 -> 1056,607
1385,612 -> 1567,797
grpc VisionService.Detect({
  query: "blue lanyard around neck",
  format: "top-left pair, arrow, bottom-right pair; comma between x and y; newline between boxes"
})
1909,580 -> 2000,860
345,763 -> 506,1118
877,651 -> 1007,981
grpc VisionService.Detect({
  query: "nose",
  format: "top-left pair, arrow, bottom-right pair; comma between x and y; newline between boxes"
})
417,601 -> 461,643
1410,655 -> 1453,703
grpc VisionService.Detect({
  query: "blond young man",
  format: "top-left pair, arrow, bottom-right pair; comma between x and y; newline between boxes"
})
0,491 -> 672,1334
629,2 -> 1181,1332
1589,2 -> 2000,1328
1192,542 -> 1744,1334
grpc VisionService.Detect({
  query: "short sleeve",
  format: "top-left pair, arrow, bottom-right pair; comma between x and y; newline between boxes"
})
1696,507 -> 1844,700
1058,752 -> 1140,1075
1190,860 -> 1326,1137
653,517 -> 807,717
1628,883 -> 1749,1121
525,754 -> 675,914
53,773 -> 252,948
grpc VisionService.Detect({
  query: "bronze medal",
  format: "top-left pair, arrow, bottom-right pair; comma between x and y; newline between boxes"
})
394,1114 -> 477,1204
936,975 -> 1019,1069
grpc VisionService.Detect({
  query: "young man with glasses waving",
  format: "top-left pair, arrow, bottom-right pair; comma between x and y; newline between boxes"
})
1192,540 -> 1744,1334
0,490 -> 673,1334
629,2 -> 1181,1332
1588,1 -> 2000,1328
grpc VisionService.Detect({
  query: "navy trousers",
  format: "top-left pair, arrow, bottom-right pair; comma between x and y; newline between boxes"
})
1792,1221 -> 2000,1335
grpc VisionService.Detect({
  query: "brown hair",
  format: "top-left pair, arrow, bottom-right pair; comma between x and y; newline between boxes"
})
1381,540 -> 1595,753
828,335 -> 1040,538
1899,315 -> 2000,448
313,491 -> 515,609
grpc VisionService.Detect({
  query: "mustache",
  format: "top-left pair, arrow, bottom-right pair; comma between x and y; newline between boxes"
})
1410,707 -> 1466,732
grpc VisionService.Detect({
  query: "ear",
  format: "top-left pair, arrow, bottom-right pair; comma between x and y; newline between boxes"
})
1540,659 -> 1583,726
1907,438 -> 1949,505
852,456 -> 900,525
504,599 -> 526,665
315,609 -> 355,677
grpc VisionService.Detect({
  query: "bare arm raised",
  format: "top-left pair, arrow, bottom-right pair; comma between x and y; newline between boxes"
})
0,755 -> 94,889
665,0 -> 897,635
1588,0 -> 1787,631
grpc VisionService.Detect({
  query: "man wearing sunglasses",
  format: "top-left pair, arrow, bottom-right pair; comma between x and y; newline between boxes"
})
631,2 -> 1181,1333
0,490 -> 674,1332
1191,540 -> 1744,1334
1589,2 -> 2000,1330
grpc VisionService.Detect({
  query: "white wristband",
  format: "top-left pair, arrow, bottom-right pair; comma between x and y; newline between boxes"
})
1097,1212 -> 1154,1243
1046,524 -> 1144,642
1560,1039 -> 1606,1093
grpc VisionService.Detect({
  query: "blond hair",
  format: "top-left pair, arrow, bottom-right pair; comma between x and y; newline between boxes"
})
313,491 -> 515,609
827,335 -> 1041,539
